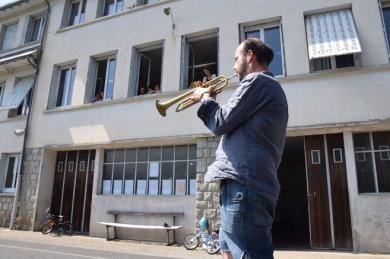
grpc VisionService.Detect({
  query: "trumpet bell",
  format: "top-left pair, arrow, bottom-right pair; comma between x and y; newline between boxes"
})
155,100 -> 167,117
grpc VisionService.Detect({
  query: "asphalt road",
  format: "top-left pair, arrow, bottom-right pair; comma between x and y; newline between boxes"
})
0,238 -> 169,259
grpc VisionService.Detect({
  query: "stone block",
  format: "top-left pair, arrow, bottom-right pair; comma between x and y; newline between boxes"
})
205,209 -> 216,219
197,201 -> 207,209
196,173 -> 204,182
196,191 -> 203,200
197,183 -> 207,192
203,149 -> 211,157
204,192 -> 212,201
196,161 -> 206,172
208,183 -> 220,192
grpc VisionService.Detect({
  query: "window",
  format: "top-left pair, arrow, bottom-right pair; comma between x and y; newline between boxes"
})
136,0 -> 160,6
100,0 -> 123,17
101,145 -> 197,195
382,6 -> 390,54
25,15 -> 44,43
311,54 -> 356,72
8,89 -> 32,118
68,0 -> 87,26
2,155 -> 19,192
333,148 -> 343,163
181,32 -> 218,89
131,44 -> 163,96
242,23 -> 284,76
311,150 -> 321,164
305,9 -> 361,72
56,66 -> 76,107
1,23 -> 18,50
87,56 -> 116,103
0,82 -> 4,105
353,131 -> 390,193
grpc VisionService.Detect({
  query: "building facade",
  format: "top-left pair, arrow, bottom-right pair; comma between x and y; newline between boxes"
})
0,0 -> 390,254
0,0 -> 48,230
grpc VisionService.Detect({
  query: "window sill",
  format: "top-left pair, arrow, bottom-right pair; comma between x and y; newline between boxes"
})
0,114 -> 27,124
56,0 -> 178,34
0,41 -> 41,58
0,192 -> 15,197
278,63 -> 390,83
44,89 -> 203,114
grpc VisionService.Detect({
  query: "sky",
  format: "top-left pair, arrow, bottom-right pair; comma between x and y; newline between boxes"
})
0,0 -> 19,8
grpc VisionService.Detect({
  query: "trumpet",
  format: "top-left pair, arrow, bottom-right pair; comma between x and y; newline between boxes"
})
155,74 -> 236,117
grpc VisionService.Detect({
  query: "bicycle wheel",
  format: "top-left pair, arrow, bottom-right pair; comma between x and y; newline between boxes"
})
40,223 -> 53,234
206,239 -> 220,254
62,222 -> 74,235
183,234 -> 199,250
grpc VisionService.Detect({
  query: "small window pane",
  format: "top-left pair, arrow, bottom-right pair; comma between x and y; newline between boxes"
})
333,148 -> 343,163
136,163 -> 147,195
68,1 -> 80,26
189,161 -> 196,195
353,133 -> 371,151
148,179 -> 158,195
149,147 -> 161,161
137,148 -> 148,162
125,163 -> 135,195
102,164 -> 112,194
189,145 -> 197,160
175,145 -> 188,160
355,154 -> 376,193
245,30 -> 260,39
124,180 -> 134,194
2,23 -> 17,50
335,54 -> 355,68
149,162 -> 159,177
175,161 -> 187,195
313,57 -> 332,71
383,7 -> 390,50
372,131 -> 390,150
125,149 -> 137,162
105,150 -> 114,163
375,152 -> 390,192
104,0 -> 116,16
114,149 -> 125,163
105,58 -> 116,100
161,162 -> 173,195
264,26 -> 283,76
311,150 -> 320,164
79,161 -> 86,171
162,146 -> 174,161
113,164 -> 124,180
5,157 -> 16,188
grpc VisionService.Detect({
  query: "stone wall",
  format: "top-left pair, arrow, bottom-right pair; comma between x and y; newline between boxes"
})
16,148 -> 42,230
196,137 -> 220,231
0,195 -> 14,227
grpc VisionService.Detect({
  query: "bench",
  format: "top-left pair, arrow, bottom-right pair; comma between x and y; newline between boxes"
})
99,210 -> 184,245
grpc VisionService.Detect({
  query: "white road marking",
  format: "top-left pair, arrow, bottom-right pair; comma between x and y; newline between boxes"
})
0,243 -> 109,259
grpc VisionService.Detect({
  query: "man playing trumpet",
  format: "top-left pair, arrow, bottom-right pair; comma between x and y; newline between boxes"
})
190,38 -> 289,259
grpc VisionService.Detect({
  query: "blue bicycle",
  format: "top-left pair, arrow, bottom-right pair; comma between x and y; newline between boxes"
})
183,217 -> 220,254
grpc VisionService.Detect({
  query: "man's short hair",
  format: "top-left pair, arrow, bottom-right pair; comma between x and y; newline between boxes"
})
241,38 -> 274,66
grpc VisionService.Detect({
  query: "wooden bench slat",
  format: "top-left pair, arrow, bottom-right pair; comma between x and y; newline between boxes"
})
107,211 -> 184,217
99,222 -> 183,230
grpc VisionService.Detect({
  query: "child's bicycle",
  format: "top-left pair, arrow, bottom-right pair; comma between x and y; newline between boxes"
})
40,208 -> 74,235
183,217 -> 220,254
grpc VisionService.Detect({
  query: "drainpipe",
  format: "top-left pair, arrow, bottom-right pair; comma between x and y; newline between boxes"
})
9,0 -> 51,230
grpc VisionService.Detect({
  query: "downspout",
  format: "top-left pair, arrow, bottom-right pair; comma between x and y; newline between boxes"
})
9,0 -> 51,230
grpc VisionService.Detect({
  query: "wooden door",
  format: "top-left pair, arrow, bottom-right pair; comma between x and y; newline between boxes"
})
51,150 -> 95,233
326,134 -> 352,249
305,135 -> 332,248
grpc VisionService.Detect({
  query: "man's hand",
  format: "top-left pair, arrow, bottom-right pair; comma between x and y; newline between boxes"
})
190,85 -> 216,102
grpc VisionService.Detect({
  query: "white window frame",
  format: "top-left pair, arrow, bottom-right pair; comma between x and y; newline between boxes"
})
94,56 -> 116,101
103,0 -> 123,16
57,65 -> 76,107
26,15 -> 45,43
379,145 -> 390,161
240,22 -> 285,77
0,82 -> 4,105
310,54 -> 358,72
3,155 -> 19,193
380,1 -> 390,56
1,22 -> 18,50
355,147 -> 367,162
332,148 -> 343,163
68,0 -> 86,26
311,150 -> 321,164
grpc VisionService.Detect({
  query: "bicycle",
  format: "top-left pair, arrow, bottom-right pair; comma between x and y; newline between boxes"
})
184,217 -> 220,254
40,208 -> 74,236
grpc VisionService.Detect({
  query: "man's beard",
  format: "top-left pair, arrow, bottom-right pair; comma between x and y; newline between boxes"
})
238,60 -> 249,82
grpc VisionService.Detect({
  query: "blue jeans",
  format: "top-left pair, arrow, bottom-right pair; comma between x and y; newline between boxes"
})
219,179 -> 275,259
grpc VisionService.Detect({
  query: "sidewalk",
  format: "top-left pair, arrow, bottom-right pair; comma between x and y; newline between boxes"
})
0,228 -> 388,259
